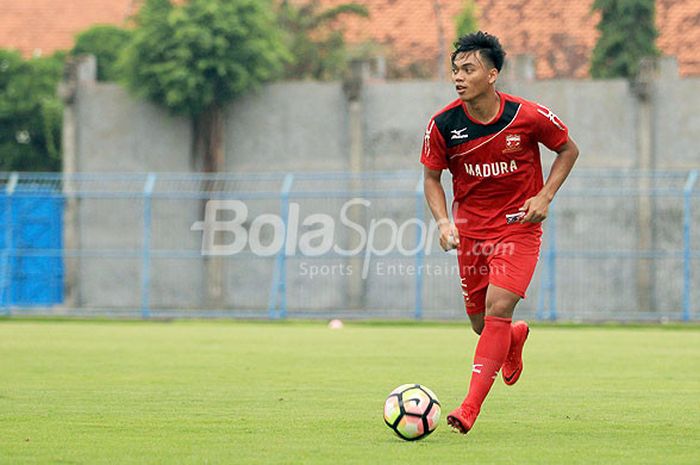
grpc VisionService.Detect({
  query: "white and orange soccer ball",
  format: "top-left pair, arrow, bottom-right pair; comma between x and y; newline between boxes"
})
383,384 -> 441,441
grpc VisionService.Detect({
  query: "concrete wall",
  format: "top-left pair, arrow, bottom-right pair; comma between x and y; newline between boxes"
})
362,81 -> 448,171
61,61 -> 700,319
75,84 -> 192,172
654,79 -> 700,169
69,67 -> 700,174
225,82 -> 350,172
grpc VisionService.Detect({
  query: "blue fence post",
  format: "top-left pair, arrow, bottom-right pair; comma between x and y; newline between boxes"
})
141,173 -> 156,319
414,175 -> 425,320
547,200 -> 558,321
536,199 -> 557,321
268,174 -> 294,319
536,249 -> 548,321
682,170 -> 698,321
1,173 -> 19,314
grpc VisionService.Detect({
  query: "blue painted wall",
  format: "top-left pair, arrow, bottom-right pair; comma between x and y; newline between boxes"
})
0,191 -> 64,307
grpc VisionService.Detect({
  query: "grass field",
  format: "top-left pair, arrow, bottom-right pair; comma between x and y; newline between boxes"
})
1,320 -> 699,465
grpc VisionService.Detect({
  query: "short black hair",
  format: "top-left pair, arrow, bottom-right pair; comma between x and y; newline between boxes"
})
452,31 -> 506,72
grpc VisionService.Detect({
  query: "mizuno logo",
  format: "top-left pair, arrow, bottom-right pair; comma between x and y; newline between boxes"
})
451,127 -> 469,140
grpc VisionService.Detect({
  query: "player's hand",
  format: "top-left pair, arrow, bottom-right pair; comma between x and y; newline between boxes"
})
519,194 -> 551,223
438,222 -> 460,251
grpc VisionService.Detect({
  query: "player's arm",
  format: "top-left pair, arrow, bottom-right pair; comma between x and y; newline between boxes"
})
423,166 -> 460,250
520,137 -> 579,223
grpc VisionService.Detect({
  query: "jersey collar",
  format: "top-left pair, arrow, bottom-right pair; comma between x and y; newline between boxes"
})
461,91 -> 505,126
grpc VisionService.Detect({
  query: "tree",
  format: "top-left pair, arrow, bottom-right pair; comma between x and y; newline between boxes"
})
454,0 -> 479,39
119,0 -> 289,171
0,50 -> 63,171
72,25 -> 132,82
590,0 -> 659,79
278,0 -> 368,81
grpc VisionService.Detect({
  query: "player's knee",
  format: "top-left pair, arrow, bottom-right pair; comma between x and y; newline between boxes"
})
486,299 -> 515,318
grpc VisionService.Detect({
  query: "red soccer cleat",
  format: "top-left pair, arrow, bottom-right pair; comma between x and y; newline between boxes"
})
502,321 -> 529,386
446,405 -> 478,434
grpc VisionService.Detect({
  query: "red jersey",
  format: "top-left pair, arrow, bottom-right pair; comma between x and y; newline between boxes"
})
420,91 -> 569,239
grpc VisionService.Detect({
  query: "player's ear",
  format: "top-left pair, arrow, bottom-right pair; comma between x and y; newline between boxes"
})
488,68 -> 498,85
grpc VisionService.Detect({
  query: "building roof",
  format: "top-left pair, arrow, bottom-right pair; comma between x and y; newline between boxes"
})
0,0 -> 697,78
657,0 -> 700,76
0,0 -> 136,57
317,0 -> 699,78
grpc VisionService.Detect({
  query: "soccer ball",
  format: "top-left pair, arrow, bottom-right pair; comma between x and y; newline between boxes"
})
383,384 -> 441,441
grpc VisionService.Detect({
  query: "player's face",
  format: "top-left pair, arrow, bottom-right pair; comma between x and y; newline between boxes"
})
451,51 -> 497,102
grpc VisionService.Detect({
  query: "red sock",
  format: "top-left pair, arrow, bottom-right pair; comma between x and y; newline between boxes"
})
462,316 -> 512,414
508,320 -> 521,353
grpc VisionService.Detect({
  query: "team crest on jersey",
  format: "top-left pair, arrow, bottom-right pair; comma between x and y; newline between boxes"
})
503,133 -> 522,153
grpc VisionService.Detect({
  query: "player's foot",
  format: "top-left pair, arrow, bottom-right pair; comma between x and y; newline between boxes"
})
446,405 -> 478,434
502,321 -> 529,386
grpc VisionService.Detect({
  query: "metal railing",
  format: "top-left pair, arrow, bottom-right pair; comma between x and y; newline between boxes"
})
0,169 -> 697,321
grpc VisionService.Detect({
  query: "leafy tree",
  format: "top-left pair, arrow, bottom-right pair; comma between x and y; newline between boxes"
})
454,0 -> 479,39
278,0 -> 369,81
0,50 -> 63,171
119,0 -> 289,171
72,25 -> 132,81
590,0 -> 659,78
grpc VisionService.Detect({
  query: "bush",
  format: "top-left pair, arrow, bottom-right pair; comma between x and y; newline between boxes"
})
72,25 -> 132,82
0,50 -> 63,172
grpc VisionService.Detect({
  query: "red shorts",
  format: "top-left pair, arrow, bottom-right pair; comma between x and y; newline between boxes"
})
457,230 -> 542,315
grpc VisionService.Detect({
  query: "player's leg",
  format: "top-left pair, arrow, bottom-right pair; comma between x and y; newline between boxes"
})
447,284 -> 520,434
448,238 -> 509,434
468,312 -> 484,335
447,235 -> 486,434
490,230 -> 541,385
484,283 -> 520,318
447,231 -> 541,434
456,235 -> 488,333
447,284 -> 519,430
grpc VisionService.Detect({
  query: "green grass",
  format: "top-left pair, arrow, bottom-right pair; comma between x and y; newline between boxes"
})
1,321 -> 699,465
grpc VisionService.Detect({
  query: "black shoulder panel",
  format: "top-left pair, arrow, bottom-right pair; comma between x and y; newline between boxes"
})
434,100 -> 521,148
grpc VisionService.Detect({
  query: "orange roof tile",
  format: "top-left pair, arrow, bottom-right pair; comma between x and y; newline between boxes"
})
0,0 -> 137,57
657,0 -> 700,76
313,0 -> 698,78
1,0 -> 697,78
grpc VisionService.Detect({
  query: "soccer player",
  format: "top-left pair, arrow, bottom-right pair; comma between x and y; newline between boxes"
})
420,31 -> 579,434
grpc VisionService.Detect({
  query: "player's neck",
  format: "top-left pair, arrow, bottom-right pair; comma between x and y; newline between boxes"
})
464,90 -> 500,124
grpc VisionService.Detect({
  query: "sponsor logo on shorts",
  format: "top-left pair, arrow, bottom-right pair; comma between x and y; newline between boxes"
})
505,211 -> 526,224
